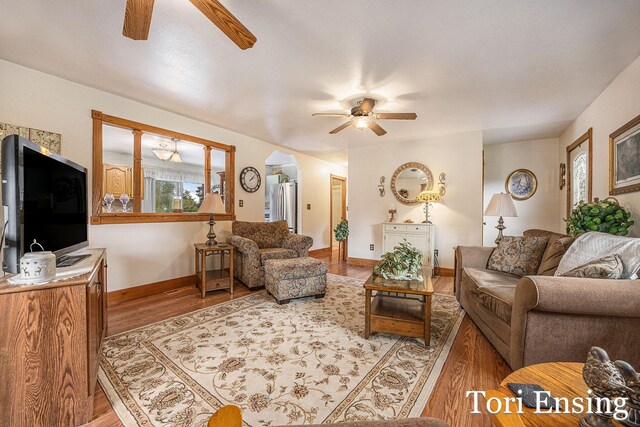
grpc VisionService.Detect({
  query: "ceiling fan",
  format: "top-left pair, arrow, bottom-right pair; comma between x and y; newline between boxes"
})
122,0 -> 256,49
312,98 -> 417,136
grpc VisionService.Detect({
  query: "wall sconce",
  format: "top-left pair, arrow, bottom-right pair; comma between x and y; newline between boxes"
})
378,176 -> 385,197
559,163 -> 566,190
438,172 -> 447,197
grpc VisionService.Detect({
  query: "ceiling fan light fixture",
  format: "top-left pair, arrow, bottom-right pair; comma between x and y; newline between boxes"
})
153,143 -> 173,161
352,116 -> 374,129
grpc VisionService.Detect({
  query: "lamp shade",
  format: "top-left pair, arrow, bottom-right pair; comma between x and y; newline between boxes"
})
198,193 -> 225,214
484,193 -> 518,217
416,190 -> 441,203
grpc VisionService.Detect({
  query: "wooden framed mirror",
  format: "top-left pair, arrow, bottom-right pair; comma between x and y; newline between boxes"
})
390,162 -> 434,205
566,128 -> 593,217
91,110 -> 236,224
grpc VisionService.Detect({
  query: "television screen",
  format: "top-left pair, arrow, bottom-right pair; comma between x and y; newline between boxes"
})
2,135 -> 88,273
23,147 -> 88,254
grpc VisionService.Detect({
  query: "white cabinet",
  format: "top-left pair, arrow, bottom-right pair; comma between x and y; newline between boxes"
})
382,223 -> 435,266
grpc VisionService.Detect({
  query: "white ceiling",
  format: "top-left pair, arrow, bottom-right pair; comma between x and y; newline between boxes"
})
2,1 -> 640,164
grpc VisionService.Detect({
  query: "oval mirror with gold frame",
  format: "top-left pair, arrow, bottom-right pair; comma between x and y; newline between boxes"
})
390,162 -> 434,205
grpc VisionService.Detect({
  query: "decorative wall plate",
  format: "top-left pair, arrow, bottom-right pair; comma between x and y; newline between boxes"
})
505,168 -> 537,201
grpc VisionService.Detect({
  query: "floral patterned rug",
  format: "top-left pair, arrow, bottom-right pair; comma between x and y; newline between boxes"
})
99,273 -> 463,426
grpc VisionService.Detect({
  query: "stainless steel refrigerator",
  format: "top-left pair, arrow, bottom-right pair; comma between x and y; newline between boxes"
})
269,181 -> 297,233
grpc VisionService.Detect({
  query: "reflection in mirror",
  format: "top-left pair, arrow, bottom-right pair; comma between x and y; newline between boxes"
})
102,124 -> 134,213
140,134 -> 205,213
390,162 -> 434,205
396,169 -> 430,201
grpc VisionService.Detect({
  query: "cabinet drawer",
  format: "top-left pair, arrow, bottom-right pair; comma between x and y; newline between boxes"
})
406,224 -> 431,234
384,224 -> 407,233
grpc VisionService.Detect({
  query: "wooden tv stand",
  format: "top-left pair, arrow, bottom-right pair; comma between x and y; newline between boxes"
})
0,249 -> 107,426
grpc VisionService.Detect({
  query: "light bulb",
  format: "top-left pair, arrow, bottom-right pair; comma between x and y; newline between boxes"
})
352,116 -> 373,129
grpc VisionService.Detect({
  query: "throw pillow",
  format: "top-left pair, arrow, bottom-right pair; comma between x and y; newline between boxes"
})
537,236 -> 576,276
559,254 -> 624,279
487,236 -> 549,277
555,232 -> 640,279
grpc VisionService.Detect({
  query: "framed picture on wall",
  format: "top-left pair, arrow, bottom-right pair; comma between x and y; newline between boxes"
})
610,113 -> 640,195
566,128 -> 593,217
505,168 -> 537,201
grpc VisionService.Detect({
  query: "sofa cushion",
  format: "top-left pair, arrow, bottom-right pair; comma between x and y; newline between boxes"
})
462,267 -> 520,324
560,254 -> 624,279
537,236 -> 576,275
259,248 -> 297,265
477,285 -> 516,324
487,236 -> 549,277
232,221 -> 290,248
556,231 -> 640,279
524,229 -> 574,275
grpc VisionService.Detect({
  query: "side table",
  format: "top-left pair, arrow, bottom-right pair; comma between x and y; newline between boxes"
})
194,243 -> 234,298
487,362 -> 625,426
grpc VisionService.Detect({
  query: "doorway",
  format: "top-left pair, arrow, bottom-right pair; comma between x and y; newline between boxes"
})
265,151 -> 301,233
330,175 -> 347,257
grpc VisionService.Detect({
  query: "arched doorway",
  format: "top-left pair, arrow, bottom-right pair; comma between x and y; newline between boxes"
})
264,151 -> 301,233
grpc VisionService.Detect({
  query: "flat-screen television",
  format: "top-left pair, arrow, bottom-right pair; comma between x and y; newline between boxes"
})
2,135 -> 88,273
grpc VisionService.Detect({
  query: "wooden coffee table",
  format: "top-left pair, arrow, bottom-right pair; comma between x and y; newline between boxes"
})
363,269 -> 433,346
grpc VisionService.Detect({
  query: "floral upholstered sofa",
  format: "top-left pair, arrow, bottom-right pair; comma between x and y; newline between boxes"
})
227,221 -> 313,288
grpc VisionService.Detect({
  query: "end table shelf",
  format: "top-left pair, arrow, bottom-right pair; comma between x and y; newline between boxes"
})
194,243 -> 234,298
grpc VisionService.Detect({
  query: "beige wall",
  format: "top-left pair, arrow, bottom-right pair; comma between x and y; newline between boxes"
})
347,131 -> 483,268
559,55 -> 640,236
483,138 -> 562,244
0,60 -> 346,290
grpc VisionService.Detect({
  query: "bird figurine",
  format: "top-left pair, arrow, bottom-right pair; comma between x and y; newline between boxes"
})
614,360 -> 640,427
581,347 -> 633,427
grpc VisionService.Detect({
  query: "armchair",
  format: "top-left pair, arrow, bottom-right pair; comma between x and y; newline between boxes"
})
227,221 -> 313,288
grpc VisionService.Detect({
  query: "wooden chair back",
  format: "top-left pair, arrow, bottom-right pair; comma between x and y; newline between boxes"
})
208,405 -> 242,427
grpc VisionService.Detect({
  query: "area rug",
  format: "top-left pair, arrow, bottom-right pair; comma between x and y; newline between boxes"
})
99,273 -> 463,426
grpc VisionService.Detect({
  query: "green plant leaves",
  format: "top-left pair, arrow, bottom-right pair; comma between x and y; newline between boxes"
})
373,240 -> 423,279
565,199 -> 634,237
334,220 -> 349,241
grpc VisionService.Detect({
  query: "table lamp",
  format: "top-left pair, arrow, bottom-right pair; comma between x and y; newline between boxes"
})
198,193 -> 225,246
416,190 -> 441,223
484,193 -> 518,244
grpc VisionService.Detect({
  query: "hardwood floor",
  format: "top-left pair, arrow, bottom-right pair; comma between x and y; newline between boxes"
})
88,250 -> 510,427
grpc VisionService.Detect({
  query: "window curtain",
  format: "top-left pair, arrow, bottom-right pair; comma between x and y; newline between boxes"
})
143,165 -> 204,184
143,177 -> 156,213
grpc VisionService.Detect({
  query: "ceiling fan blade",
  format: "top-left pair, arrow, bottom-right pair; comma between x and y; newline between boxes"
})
188,0 -> 257,50
329,122 -> 352,134
312,113 -> 351,117
359,98 -> 376,113
123,0 -> 155,40
376,113 -> 417,120
370,122 -> 387,136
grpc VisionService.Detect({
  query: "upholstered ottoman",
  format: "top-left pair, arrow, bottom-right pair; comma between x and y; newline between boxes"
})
264,257 -> 328,304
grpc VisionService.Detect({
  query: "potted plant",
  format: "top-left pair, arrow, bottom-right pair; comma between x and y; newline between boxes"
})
334,219 -> 349,242
566,198 -> 634,236
374,240 -> 423,280
334,219 -> 349,261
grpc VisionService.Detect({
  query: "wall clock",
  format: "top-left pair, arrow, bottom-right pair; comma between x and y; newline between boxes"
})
240,167 -> 261,193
